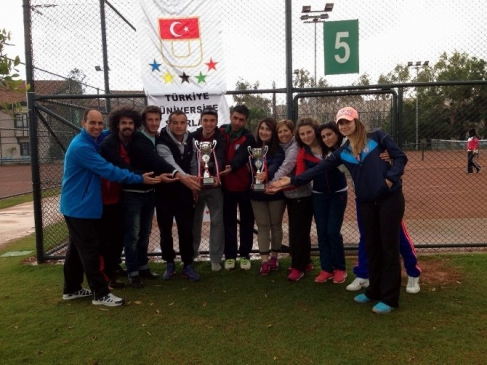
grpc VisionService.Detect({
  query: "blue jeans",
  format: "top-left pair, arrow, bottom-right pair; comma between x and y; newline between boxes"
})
123,190 -> 155,276
312,191 -> 347,273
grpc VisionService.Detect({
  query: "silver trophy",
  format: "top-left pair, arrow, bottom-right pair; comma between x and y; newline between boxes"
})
195,140 -> 217,186
247,145 -> 269,191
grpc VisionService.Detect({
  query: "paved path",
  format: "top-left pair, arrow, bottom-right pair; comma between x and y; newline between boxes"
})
0,202 -> 35,248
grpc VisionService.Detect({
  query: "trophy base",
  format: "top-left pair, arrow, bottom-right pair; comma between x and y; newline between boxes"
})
202,177 -> 215,186
252,183 -> 265,192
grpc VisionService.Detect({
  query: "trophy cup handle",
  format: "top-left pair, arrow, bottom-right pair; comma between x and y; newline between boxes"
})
211,140 -> 217,150
247,146 -> 252,154
194,140 -> 200,151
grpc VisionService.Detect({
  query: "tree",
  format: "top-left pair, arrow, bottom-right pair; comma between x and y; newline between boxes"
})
379,51 -> 487,141
232,79 -> 272,133
0,28 -> 22,92
66,68 -> 86,95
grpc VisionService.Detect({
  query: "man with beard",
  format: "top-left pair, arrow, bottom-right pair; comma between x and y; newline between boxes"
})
100,106 -> 143,288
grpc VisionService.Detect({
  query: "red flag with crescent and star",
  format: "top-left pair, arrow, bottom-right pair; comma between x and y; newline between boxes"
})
159,18 -> 200,40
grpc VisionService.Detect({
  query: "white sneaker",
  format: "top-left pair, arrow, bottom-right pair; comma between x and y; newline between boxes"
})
211,262 -> 222,272
240,258 -> 251,270
224,259 -> 235,270
346,277 -> 370,291
92,293 -> 125,307
406,276 -> 420,294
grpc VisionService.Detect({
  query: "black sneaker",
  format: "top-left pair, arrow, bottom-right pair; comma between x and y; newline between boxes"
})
139,268 -> 159,280
128,275 -> 144,289
62,287 -> 92,300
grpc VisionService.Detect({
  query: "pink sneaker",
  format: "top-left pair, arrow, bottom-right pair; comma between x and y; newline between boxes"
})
288,263 -> 313,273
314,270 -> 334,283
269,256 -> 279,271
333,270 -> 347,284
288,269 -> 304,281
260,261 -> 271,276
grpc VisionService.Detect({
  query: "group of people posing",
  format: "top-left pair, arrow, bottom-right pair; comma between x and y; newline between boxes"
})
60,104 -> 421,313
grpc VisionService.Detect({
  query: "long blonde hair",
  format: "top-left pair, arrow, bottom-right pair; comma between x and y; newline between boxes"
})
348,118 -> 369,157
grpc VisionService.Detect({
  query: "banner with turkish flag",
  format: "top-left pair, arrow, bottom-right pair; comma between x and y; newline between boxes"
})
136,0 -> 228,130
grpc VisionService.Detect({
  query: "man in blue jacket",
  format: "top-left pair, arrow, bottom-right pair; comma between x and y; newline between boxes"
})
60,109 -> 160,307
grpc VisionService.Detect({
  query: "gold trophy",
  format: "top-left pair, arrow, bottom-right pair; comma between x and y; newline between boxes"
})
194,140 -> 218,186
247,145 -> 269,191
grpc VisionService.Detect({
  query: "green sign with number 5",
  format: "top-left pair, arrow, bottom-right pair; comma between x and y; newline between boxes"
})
324,20 -> 359,75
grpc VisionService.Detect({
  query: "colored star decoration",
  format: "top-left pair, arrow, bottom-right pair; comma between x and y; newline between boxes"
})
162,71 -> 174,84
205,58 -> 218,71
196,71 -> 207,83
149,59 -> 161,72
179,72 -> 190,83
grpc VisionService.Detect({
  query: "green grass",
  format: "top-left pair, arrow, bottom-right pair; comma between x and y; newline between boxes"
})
0,193 -> 33,209
1,235 -> 487,364
0,188 -> 60,209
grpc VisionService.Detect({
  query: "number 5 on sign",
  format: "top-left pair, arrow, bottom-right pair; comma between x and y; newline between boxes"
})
324,20 -> 359,75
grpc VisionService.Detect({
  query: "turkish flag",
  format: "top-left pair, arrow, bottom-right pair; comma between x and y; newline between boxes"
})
159,18 -> 200,40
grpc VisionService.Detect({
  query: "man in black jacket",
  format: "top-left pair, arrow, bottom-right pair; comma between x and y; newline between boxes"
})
123,106 -> 199,288
156,110 -> 201,281
100,106 -> 142,288
191,107 -> 227,272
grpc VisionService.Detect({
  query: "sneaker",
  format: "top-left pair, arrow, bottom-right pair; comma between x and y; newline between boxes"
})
406,276 -> 420,294
62,288 -> 92,300
354,293 -> 372,303
332,269 -> 347,284
128,275 -> 143,289
260,261 -> 271,276
163,262 -> 176,280
372,301 -> 393,314
92,293 -> 125,307
182,264 -> 201,282
211,262 -> 222,272
346,277 -> 370,291
139,268 -> 159,280
224,259 -> 236,270
107,279 -> 126,289
287,263 -> 313,273
287,268 -> 304,281
314,270 -> 334,283
240,258 -> 251,270
269,256 -> 279,271
477,167 -> 482,173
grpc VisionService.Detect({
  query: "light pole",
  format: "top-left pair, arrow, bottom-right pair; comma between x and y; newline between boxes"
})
407,60 -> 429,150
301,4 -> 334,117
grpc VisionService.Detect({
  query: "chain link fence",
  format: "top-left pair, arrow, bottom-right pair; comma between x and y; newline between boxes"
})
19,0 -> 487,260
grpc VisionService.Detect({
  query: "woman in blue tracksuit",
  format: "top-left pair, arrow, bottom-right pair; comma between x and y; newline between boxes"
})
269,107 -> 408,314
294,118 -> 348,285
